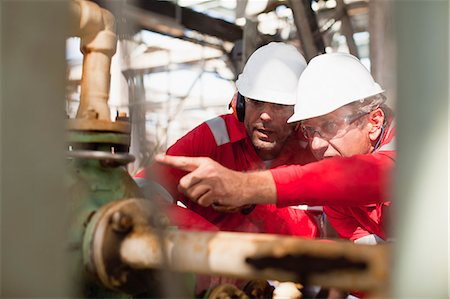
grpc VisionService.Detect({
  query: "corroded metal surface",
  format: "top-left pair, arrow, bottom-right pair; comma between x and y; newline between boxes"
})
84,198 -> 389,296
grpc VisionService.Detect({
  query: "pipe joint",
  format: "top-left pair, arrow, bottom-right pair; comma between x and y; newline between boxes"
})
75,0 -> 103,35
81,29 -> 117,56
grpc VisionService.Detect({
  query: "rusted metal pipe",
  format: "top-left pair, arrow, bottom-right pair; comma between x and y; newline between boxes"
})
70,0 -> 117,121
120,228 -> 388,291
84,199 -> 389,295
121,229 -> 297,280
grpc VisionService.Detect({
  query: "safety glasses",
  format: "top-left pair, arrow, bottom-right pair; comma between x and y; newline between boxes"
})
245,98 -> 293,114
300,112 -> 369,140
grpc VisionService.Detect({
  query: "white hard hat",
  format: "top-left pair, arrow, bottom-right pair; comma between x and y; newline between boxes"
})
235,42 -> 307,105
288,52 -> 384,123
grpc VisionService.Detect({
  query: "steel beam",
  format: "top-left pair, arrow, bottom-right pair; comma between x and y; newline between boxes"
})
93,0 -> 242,43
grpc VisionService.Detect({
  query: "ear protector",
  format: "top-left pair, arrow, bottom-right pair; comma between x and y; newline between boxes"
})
228,92 -> 246,122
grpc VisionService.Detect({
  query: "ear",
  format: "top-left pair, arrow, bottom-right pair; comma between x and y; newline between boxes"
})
368,108 -> 385,142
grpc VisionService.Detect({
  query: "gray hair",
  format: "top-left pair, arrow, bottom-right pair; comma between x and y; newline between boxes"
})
347,93 -> 387,114
342,94 -> 388,127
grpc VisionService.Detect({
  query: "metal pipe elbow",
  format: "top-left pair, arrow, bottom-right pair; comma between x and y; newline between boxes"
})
71,0 -> 117,56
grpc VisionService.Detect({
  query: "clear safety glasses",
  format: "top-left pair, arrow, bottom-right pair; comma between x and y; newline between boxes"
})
245,98 -> 293,114
300,112 -> 369,140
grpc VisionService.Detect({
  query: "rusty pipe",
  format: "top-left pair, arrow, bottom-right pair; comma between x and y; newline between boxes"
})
121,229 -> 299,280
85,199 -> 389,295
120,229 -> 388,291
70,0 -> 116,121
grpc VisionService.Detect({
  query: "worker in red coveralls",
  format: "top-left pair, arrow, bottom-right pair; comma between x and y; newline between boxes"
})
136,42 -> 321,238
156,52 -> 395,246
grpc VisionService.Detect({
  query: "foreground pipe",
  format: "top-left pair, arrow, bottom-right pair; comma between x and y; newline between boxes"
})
70,0 -> 116,121
84,199 -> 389,296
120,229 -> 388,290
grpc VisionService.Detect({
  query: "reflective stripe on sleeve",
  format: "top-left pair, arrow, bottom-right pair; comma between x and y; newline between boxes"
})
206,116 -> 230,146
290,205 -> 323,212
354,234 -> 384,245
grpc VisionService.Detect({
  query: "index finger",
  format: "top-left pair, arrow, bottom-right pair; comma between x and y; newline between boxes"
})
155,154 -> 202,172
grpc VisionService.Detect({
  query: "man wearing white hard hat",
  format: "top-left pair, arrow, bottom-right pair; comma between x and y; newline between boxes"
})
137,42 -> 320,239
156,52 -> 396,245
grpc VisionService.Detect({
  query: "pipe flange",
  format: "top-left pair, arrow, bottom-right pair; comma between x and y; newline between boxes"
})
67,150 -> 135,165
67,119 -> 131,134
67,132 -> 131,148
82,199 -> 168,295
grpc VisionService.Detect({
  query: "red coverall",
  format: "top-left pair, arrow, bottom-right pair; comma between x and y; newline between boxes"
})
136,113 -> 320,238
271,119 -> 396,243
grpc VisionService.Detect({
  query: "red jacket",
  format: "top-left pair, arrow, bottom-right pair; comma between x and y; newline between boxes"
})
136,114 -> 320,238
271,119 -> 396,242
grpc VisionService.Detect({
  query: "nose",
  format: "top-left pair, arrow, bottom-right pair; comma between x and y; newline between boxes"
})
310,133 -> 328,152
259,110 -> 272,121
260,112 -> 272,121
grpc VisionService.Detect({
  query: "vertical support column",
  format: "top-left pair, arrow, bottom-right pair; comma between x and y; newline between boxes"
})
369,0 -> 396,107
242,18 -> 259,67
336,0 -> 359,58
288,0 -> 325,61
0,1 -> 70,297
127,72 -> 148,174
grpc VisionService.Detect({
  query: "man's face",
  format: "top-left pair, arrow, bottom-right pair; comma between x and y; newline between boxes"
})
300,106 -> 374,160
244,98 -> 294,160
